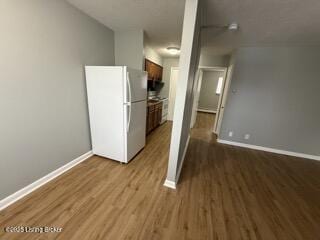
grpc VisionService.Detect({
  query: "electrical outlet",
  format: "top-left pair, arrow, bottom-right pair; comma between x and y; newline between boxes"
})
228,131 -> 233,137
244,134 -> 250,140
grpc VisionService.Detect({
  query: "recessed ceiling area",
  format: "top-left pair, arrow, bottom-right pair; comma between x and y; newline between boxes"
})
66,0 -> 186,57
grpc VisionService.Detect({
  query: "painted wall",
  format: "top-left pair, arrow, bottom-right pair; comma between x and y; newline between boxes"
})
199,54 -> 230,67
115,30 -> 144,70
220,47 -> 320,156
160,58 -> 180,98
166,0 -> 201,185
0,0 -> 115,200
144,46 -> 163,66
161,54 -> 227,100
198,71 -> 225,111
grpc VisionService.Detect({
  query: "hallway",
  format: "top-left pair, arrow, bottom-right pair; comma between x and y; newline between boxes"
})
0,114 -> 319,240
191,112 -> 216,142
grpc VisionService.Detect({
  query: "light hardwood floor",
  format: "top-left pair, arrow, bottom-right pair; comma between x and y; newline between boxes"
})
0,112 -> 320,240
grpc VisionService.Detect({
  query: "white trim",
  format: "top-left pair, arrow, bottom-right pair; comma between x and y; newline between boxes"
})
197,109 -> 217,114
217,139 -> 320,161
213,67 -> 229,135
163,180 -> 176,189
164,135 -> 190,190
0,151 -> 93,211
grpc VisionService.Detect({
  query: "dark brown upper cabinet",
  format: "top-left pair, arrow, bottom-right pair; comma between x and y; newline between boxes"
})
145,59 -> 163,81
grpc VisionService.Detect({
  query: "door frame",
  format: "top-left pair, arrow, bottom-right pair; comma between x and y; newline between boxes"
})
167,67 -> 179,121
214,64 -> 234,136
191,66 -> 228,135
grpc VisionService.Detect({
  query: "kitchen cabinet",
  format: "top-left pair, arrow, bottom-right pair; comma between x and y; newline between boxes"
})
145,59 -> 163,81
146,101 -> 163,135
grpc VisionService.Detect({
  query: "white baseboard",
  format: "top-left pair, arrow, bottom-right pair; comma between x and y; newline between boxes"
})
197,109 -> 217,114
0,151 -> 93,211
217,139 -> 320,161
163,180 -> 176,189
163,134 -> 191,190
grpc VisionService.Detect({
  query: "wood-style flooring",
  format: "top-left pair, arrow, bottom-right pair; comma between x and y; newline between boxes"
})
0,112 -> 320,240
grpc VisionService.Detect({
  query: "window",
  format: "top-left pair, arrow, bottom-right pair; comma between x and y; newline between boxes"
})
216,77 -> 223,94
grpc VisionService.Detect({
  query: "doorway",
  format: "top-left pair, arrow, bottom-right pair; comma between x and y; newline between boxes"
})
191,67 -> 228,136
167,67 -> 179,121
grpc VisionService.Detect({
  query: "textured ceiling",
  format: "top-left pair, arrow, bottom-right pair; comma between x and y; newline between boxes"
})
201,0 -> 320,55
67,0 -> 320,57
66,0 -> 185,57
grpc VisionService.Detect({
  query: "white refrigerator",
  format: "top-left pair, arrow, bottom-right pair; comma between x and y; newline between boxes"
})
85,66 -> 147,163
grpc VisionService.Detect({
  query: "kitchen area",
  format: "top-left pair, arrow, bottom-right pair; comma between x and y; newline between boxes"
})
84,56 -> 171,164
145,59 -> 169,135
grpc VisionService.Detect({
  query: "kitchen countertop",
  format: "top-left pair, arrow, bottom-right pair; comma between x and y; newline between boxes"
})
147,97 -> 168,107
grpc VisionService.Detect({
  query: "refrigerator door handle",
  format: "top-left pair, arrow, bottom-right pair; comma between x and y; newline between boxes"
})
127,72 -> 132,103
127,103 -> 131,133
126,72 -> 132,133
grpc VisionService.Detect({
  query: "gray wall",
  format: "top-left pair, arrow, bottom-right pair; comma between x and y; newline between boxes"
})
160,55 -> 229,99
144,45 -> 163,66
199,54 -> 230,67
220,47 -> 320,156
0,0 -> 115,200
198,71 -> 224,111
160,58 -> 180,98
115,30 -> 144,70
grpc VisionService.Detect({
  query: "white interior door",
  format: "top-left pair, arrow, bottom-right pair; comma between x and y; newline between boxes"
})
168,68 -> 179,121
214,66 -> 233,135
125,100 -> 146,162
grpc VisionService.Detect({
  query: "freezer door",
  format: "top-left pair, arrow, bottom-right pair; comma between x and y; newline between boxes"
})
124,67 -> 147,103
124,100 -> 147,162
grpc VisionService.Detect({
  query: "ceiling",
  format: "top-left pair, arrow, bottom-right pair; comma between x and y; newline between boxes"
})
67,0 -> 320,58
66,0 -> 185,57
202,0 -> 320,55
